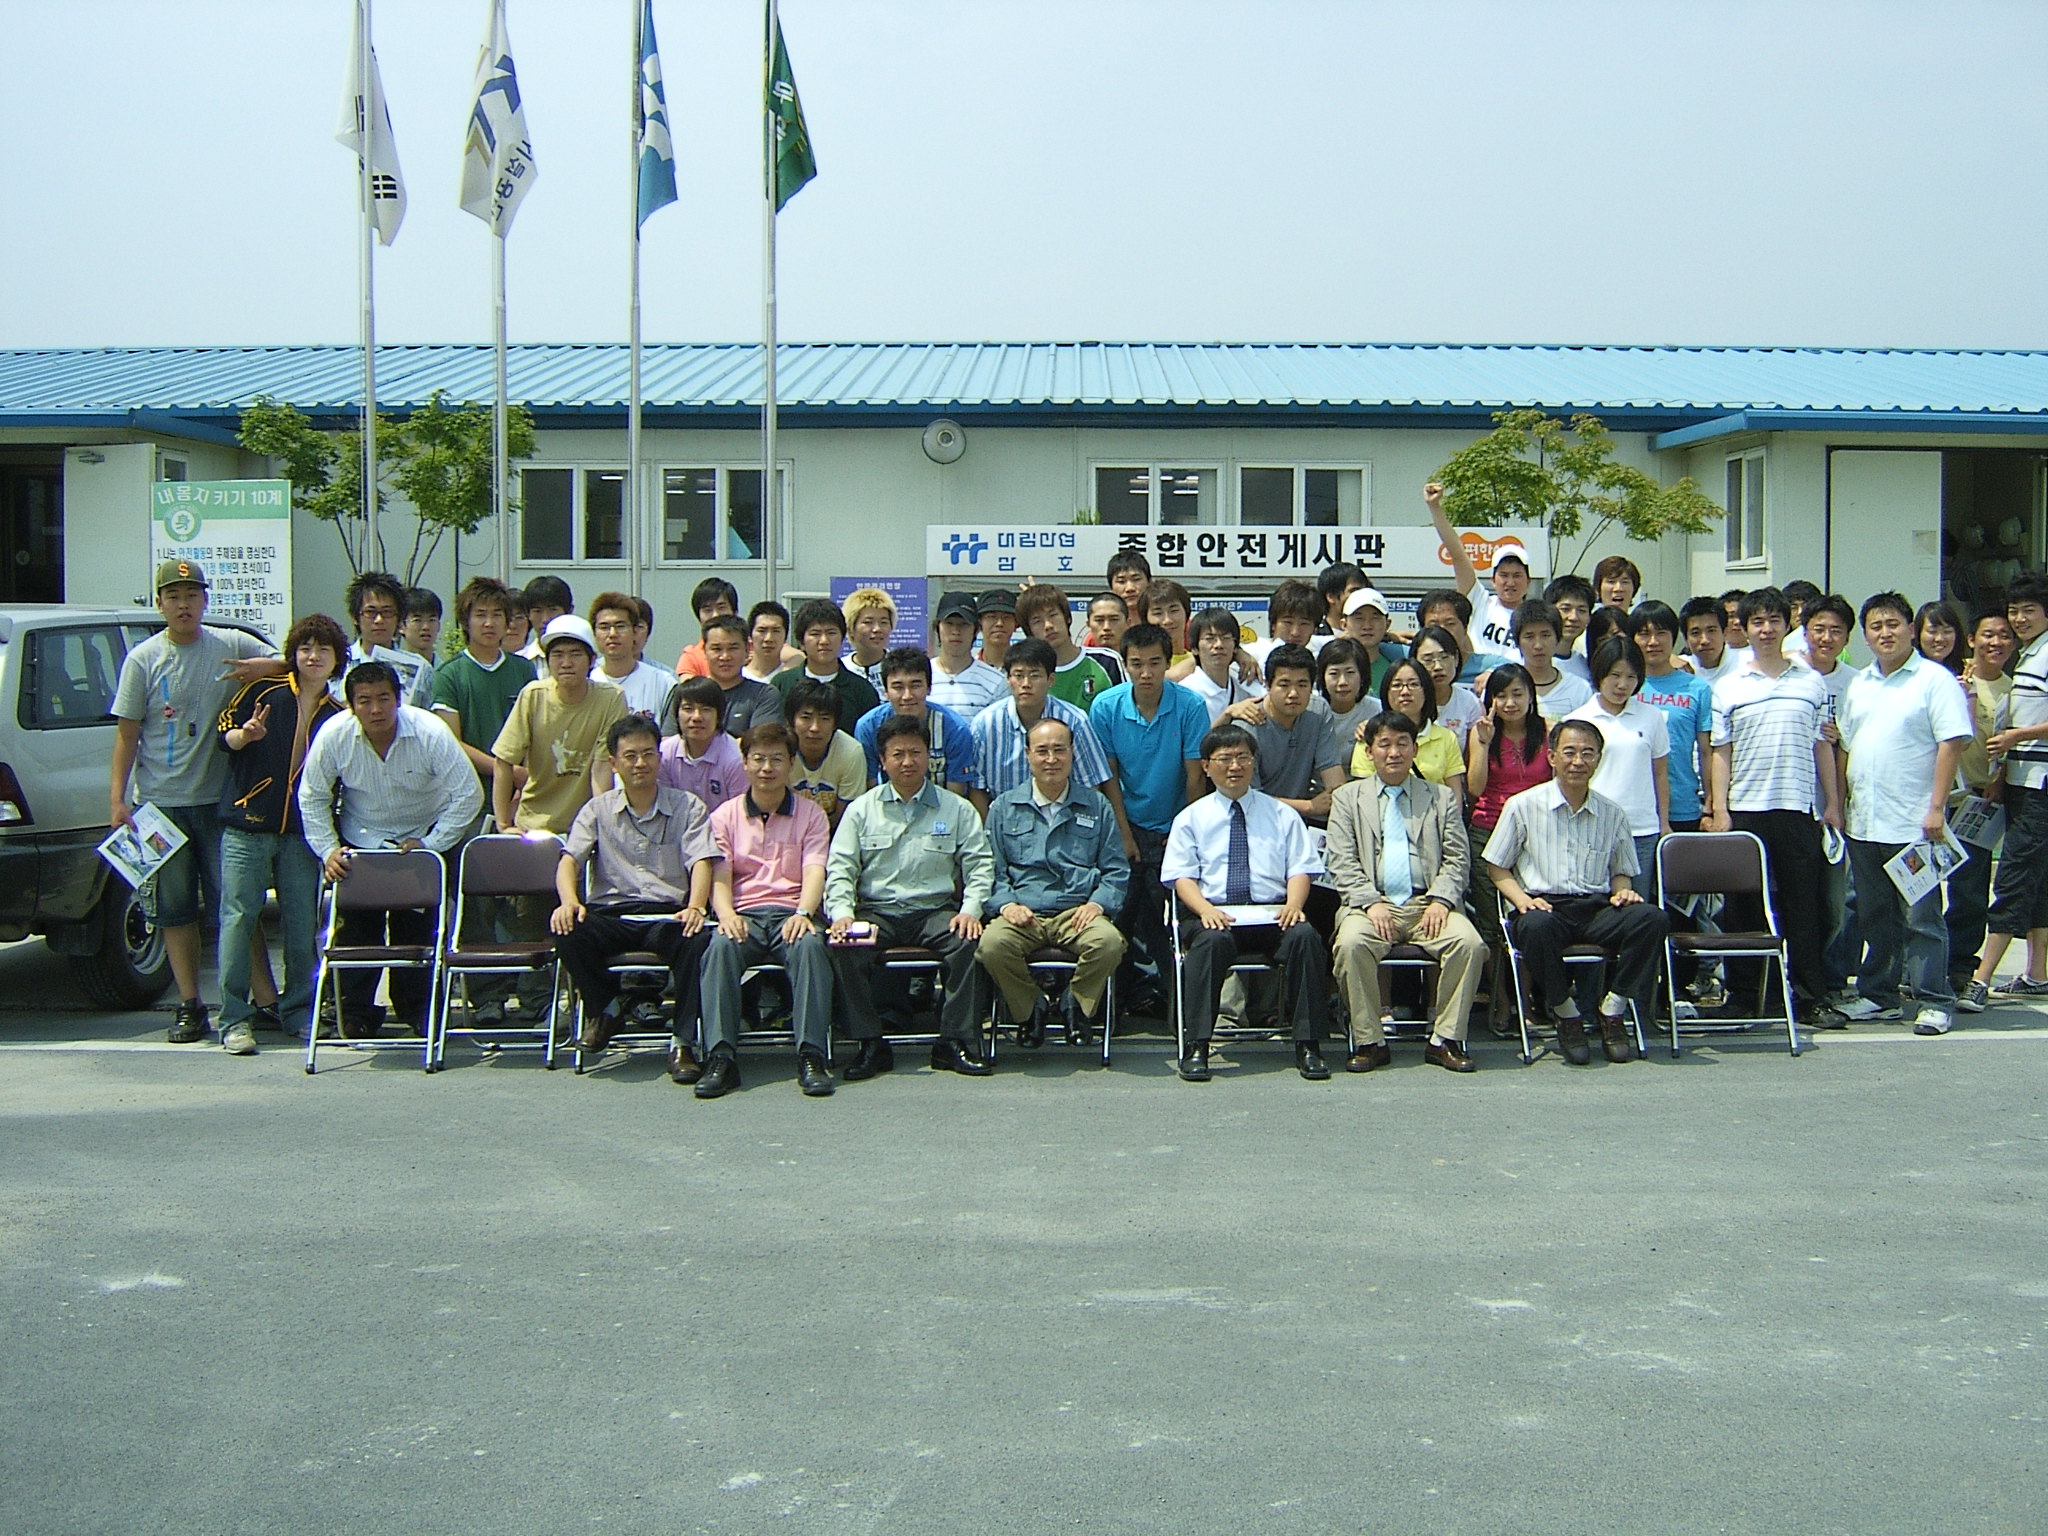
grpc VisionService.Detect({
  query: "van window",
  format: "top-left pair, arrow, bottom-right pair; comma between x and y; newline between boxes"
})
20,625 -> 124,730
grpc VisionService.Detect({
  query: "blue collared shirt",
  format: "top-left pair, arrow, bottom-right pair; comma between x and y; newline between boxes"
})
1088,681 -> 1209,835
986,780 -> 1130,914
972,696 -> 1113,800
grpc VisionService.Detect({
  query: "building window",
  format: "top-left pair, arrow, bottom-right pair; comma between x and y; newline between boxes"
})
1093,466 -> 1219,526
659,465 -> 791,564
1239,466 -> 1365,527
1725,450 -> 1766,565
518,467 -> 627,564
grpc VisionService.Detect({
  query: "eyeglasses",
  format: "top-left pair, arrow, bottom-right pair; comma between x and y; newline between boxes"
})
1206,752 -> 1255,769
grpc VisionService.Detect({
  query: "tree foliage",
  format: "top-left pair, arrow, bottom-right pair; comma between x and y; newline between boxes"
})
238,393 -> 535,584
1432,409 -> 1722,575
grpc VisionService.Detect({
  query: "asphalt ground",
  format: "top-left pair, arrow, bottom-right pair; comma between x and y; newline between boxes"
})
4,937 -> 2047,1535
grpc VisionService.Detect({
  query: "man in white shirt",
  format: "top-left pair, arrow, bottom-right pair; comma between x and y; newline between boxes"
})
927,590 -> 1009,720
1967,572 -> 2048,1004
1834,592 -> 1973,1034
344,571 -> 434,708
1796,593 -> 1862,1001
589,590 -> 676,716
1161,723 -> 1332,1083
1427,480 -> 1527,662
1680,596 -> 1750,692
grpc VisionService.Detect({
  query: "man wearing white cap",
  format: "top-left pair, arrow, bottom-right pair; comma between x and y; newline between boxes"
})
1426,481 -> 1529,663
1339,586 -> 1402,692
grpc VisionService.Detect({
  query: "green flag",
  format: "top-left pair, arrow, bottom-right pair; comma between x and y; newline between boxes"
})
767,15 -> 816,211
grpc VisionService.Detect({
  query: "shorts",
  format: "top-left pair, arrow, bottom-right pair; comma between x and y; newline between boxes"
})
139,802 -> 224,930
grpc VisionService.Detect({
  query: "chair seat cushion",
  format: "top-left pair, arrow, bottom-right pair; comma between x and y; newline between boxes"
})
1670,932 -> 1786,952
442,942 -> 557,966
1027,946 -> 1079,966
1383,943 -> 1434,963
607,951 -> 671,968
882,947 -> 940,964
324,945 -> 435,963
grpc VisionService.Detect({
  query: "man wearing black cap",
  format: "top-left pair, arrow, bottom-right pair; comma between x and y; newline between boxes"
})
976,590 -> 1018,672
929,590 -> 1007,720
109,559 -> 278,1045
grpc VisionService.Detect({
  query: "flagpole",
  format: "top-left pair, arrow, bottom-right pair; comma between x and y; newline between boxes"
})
626,0 -> 645,594
761,0 -> 779,595
358,0 -> 380,571
493,231 -> 509,586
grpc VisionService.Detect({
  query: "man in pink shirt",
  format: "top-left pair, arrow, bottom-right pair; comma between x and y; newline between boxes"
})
658,677 -> 744,811
697,722 -> 834,1098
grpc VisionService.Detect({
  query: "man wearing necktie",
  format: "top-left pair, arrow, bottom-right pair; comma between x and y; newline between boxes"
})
1160,723 -> 1332,1082
1326,711 -> 1487,1072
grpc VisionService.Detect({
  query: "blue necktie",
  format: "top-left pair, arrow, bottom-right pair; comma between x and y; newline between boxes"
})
1225,799 -> 1253,905
1381,782 -> 1413,905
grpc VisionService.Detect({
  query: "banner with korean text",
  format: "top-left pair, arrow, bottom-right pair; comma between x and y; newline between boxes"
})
150,479 -> 293,645
925,524 -> 1547,585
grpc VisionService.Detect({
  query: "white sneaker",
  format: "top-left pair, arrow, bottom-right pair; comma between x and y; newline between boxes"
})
1673,1001 -> 1700,1021
1912,1008 -> 1953,1036
1832,996 -> 1898,1022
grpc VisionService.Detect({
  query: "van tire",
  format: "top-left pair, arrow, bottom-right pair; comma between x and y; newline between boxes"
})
71,874 -> 172,1010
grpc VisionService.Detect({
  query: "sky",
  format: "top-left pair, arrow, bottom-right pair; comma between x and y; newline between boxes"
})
5,0 -> 2048,351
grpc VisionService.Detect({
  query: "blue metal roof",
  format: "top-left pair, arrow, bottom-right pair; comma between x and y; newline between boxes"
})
3,343 -> 2046,436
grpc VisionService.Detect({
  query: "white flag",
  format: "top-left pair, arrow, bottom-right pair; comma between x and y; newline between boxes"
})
459,0 -> 537,235
335,3 -> 407,245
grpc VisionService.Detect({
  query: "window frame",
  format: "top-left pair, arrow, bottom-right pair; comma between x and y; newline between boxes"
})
1234,463 -> 1370,528
1724,448 -> 1767,567
1089,463 -> 1225,528
652,461 -> 794,570
514,464 -> 630,568
17,623 -> 129,731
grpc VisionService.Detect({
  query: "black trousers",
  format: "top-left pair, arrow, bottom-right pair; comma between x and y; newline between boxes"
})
829,908 -> 983,1045
1728,810 -> 1826,1006
553,904 -> 712,1040
1509,895 -> 1668,1014
1176,919 -> 1330,1045
337,906 -> 439,1029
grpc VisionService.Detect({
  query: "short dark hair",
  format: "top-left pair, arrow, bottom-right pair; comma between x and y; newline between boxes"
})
1510,598 -> 1562,643
284,613 -> 350,668
669,675 -> 726,725
1316,562 -> 1366,603
1121,622 -> 1173,659
1588,634 -> 1645,688
1141,579 -> 1191,617
1592,554 -> 1642,596
1363,710 -> 1419,746
1005,637 -> 1058,676
691,577 -> 739,617
792,599 -> 846,639
521,575 -> 573,614
880,645 -> 933,686
1089,591 -> 1128,616
1737,586 -> 1791,625
343,660 -> 401,703
874,712 -> 929,753
701,613 -> 748,646
1678,596 -> 1724,630
1378,658 -> 1439,726
589,590 -> 640,627
1189,607 -> 1240,646
1409,625 -> 1464,668
345,571 -> 407,625
1417,588 -> 1472,628
455,577 -> 515,636
1585,605 -> 1630,655
1262,642 -> 1317,686
2008,572 -> 2048,610
1549,716 -> 1606,755
738,721 -> 796,757
1316,637 -> 1370,697
606,712 -> 661,755
635,596 -> 654,634
1014,584 -> 1071,635
1543,574 -> 1595,610
747,599 -> 790,634
1803,595 -> 1855,632
403,586 -> 442,619
784,678 -> 843,726
1628,600 -> 1681,640
1106,549 -> 1152,584
1782,580 -> 1823,610
1859,591 -> 1915,628
1266,581 -> 1322,627
1200,722 -> 1258,761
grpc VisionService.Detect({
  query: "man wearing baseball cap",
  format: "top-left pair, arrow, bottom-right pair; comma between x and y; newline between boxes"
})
490,615 -> 629,1027
976,589 -> 1019,671
928,590 -> 1007,721
1426,480 -> 1531,663
109,559 -> 278,1046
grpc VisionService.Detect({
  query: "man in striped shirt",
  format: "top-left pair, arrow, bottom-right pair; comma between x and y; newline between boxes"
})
1485,718 -> 1667,1065
1967,572 -> 2048,1003
968,639 -> 1118,816
1706,586 -> 1843,1024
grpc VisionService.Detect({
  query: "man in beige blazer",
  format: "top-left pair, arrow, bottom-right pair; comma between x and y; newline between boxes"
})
1325,710 -> 1487,1073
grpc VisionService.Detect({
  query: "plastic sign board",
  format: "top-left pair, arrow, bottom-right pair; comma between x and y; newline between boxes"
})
150,479 -> 293,645
925,524 -> 1546,584
829,576 -> 928,651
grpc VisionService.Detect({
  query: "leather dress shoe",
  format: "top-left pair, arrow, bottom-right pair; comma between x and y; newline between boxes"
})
693,1051 -> 741,1098
1296,1043 -> 1331,1081
841,1039 -> 894,1081
1599,1014 -> 1636,1063
1424,1038 -> 1477,1073
797,1053 -> 835,1097
1556,1014 -> 1593,1065
1346,1041 -> 1393,1073
1064,997 -> 1099,1050
578,1001 -> 626,1054
666,1040 -> 704,1085
1016,1001 -> 1046,1050
1177,1045 -> 1211,1082
930,1040 -> 994,1076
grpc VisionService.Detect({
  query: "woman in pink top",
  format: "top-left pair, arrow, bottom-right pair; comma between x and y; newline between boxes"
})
1465,662 -> 1552,1004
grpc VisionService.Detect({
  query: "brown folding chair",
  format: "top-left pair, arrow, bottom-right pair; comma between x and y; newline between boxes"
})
1656,832 -> 1801,1057
430,833 -> 566,1070
1495,892 -> 1650,1065
985,946 -> 1116,1067
305,849 -> 447,1075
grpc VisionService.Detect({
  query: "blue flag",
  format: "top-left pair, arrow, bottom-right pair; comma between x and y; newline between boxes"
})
636,0 -> 678,226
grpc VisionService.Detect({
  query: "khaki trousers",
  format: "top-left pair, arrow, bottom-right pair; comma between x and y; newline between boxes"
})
976,907 -> 1126,1021
1332,899 -> 1485,1046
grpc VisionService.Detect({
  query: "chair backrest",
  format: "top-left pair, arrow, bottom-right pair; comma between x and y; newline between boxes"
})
1656,831 -> 1768,900
459,832 -> 566,898
331,848 -> 446,913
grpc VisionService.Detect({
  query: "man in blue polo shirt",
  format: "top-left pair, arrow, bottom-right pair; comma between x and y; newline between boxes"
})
1089,622 -> 1209,1014
851,646 -> 976,795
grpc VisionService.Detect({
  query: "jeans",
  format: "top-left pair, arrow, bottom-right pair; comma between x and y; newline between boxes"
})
139,802 -> 223,930
1846,838 -> 1953,1010
217,827 -> 322,1031
1943,832 -> 1995,986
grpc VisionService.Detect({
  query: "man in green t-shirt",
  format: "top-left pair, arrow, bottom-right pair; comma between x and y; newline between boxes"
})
490,616 -> 628,1026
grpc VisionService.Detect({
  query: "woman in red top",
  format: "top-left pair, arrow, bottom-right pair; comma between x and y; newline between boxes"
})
1464,663 -> 1552,1017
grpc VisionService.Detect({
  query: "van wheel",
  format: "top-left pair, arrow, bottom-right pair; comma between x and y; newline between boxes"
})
71,875 -> 172,1010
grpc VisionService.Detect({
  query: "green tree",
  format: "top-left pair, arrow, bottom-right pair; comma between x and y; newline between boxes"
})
1432,409 -> 1722,575
238,393 -> 535,585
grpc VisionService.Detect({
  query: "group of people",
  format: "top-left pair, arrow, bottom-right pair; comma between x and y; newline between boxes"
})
108,477 -> 2048,1091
